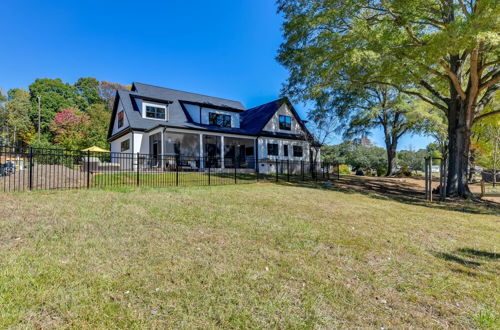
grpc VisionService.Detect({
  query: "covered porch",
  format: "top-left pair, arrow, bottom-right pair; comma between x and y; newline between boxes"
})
146,129 -> 257,171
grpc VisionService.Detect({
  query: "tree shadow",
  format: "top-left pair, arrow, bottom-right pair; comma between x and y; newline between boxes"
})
432,248 -> 499,277
433,252 -> 481,267
274,176 -> 499,216
456,248 -> 499,260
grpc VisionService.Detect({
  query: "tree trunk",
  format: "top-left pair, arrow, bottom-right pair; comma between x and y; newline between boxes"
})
446,99 -> 472,197
385,141 -> 397,177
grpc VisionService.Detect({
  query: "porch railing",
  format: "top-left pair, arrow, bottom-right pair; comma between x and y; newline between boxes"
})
0,145 -> 340,192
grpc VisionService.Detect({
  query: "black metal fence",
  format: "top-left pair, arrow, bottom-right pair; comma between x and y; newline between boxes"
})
0,145 -> 339,192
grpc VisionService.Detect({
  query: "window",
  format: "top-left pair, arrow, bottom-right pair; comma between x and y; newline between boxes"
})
121,139 -> 130,152
293,146 -> 303,157
145,105 -> 167,120
209,112 -> 231,127
267,143 -> 278,156
117,111 -> 124,128
283,145 -> 288,157
279,115 -> 292,130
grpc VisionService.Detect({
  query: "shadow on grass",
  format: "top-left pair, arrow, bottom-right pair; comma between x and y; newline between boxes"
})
456,248 -> 499,260
268,175 -> 499,216
432,248 -> 499,277
433,252 -> 481,267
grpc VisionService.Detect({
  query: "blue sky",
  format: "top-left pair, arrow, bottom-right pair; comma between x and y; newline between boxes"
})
1,0 -> 432,150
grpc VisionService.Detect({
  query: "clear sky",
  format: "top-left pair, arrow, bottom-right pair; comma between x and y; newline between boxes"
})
1,0 -> 433,150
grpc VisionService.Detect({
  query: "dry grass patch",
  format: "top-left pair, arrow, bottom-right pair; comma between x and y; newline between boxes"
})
0,183 -> 498,328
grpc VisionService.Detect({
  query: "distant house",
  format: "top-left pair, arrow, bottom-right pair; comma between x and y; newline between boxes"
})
107,82 -> 319,172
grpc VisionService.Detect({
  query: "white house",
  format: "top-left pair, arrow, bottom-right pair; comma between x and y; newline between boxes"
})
107,82 -> 319,173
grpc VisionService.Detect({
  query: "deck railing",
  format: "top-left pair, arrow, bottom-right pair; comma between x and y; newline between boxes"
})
0,145 -> 340,192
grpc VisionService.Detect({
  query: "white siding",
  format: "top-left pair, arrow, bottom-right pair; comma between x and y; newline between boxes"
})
110,133 -> 132,154
111,102 -> 130,136
258,137 -> 310,161
262,103 -> 304,135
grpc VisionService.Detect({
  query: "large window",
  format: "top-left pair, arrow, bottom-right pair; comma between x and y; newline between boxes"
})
121,139 -> 130,152
144,103 -> 167,120
283,145 -> 288,157
117,111 -> 124,128
209,112 -> 232,127
267,143 -> 279,156
293,146 -> 303,157
279,115 -> 292,130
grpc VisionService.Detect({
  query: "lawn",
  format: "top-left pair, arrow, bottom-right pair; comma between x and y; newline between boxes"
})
0,182 -> 498,328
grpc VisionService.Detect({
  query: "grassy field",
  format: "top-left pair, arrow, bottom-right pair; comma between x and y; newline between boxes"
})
0,182 -> 498,328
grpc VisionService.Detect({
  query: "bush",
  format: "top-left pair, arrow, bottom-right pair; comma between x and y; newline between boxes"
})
339,164 -> 351,175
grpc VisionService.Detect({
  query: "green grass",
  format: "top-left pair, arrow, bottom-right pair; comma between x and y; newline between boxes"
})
91,172 -> 259,187
0,183 -> 498,328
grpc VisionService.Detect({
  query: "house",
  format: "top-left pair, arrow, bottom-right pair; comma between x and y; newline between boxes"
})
107,82 -> 319,173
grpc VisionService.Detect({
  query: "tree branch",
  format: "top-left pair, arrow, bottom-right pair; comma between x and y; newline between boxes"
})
479,71 -> 500,91
474,110 -> 500,123
420,80 -> 449,104
440,61 -> 466,100
365,80 -> 449,113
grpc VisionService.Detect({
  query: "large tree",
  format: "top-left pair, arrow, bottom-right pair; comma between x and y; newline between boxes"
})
277,0 -> 499,197
341,85 -> 428,176
29,78 -> 80,137
6,89 -> 35,146
0,90 -> 7,145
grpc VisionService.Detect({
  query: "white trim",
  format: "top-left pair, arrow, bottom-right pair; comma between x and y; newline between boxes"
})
142,101 -> 168,121
165,127 -> 256,140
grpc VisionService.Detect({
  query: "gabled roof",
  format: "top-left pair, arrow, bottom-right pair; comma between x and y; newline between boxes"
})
108,83 -> 315,142
240,97 -> 314,140
131,82 -> 245,110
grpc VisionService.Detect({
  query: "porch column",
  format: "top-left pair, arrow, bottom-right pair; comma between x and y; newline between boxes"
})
221,135 -> 225,168
199,133 -> 204,169
160,129 -> 165,169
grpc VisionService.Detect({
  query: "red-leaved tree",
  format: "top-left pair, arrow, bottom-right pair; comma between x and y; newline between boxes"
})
50,107 -> 91,150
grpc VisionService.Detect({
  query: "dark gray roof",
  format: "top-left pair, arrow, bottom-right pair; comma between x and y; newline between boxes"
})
108,83 -> 313,140
132,82 -> 245,110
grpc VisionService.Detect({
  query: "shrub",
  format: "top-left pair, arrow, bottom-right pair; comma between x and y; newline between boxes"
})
339,164 -> 351,175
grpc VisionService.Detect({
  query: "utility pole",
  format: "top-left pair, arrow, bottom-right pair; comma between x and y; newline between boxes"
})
37,95 -> 41,142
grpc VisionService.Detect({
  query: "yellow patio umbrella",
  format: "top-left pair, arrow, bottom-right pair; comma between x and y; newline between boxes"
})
81,146 -> 110,153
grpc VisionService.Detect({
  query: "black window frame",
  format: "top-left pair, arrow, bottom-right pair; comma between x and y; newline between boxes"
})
117,111 -> 124,128
145,105 -> 167,120
208,112 -> 232,128
120,139 -> 130,152
283,144 -> 288,157
279,115 -> 292,130
267,143 -> 279,156
293,145 -> 303,157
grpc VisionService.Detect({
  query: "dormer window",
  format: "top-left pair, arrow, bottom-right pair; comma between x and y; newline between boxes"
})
143,102 -> 168,121
279,115 -> 291,130
209,112 -> 231,128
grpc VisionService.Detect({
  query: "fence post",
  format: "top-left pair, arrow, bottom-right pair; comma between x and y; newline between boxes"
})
287,159 -> 290,182
208,162 -> 211,185
424,157 -> 428,200
136,153 -> 140,186
275,158 -> 279,182
86,150 -> 90,189
256,156 -> 259,182
28,146 -> 33,191
176,155 -> 179,186
315,161 -> 318,182
301,160 -> 304,181
234,157 -> 237,184
337,163 -> 340,180
429,158 -> 433,202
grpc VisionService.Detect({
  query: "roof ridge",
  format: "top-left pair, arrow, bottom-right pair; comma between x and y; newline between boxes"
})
245,98 -> 286,112
132,82 -> 244,107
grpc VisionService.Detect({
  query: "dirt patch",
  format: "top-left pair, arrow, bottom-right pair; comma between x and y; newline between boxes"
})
0,165 -> 90,191
332,175 -> 499,204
